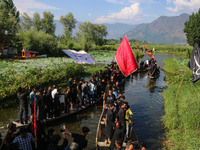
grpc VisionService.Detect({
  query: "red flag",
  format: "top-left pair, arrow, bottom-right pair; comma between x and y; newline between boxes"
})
115,35 -> 138,76
136,45 -> 139,48
143,45 -> 146,49
34,98 -> 37,148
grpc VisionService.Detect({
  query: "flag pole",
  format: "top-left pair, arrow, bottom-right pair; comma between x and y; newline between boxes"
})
176,66 -> 188,98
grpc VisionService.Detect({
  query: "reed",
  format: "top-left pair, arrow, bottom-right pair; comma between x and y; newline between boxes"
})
163,58 -> 200,149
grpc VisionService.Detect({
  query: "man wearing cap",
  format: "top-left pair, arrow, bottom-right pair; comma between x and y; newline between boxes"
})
64,126 -> 90,150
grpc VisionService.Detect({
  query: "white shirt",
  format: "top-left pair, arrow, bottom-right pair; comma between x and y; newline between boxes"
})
51,89 -> 57,99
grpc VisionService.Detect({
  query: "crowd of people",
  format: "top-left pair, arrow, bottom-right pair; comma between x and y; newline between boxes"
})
16,62 -> 126,124
0,121 -> 90,150
0,61 -> 150,150
101,63 -> 147,150
139,58 -> 160,78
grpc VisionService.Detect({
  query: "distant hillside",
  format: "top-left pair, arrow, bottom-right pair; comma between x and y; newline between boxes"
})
55,21 -> 136,39
125,13 -> 190,44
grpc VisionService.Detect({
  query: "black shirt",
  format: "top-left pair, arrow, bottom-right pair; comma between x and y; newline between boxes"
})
72,133 -> 87,150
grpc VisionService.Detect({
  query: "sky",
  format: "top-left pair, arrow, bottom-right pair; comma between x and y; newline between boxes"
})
13,0 -> 200,25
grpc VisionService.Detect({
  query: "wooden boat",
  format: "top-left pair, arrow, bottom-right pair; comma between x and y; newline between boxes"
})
148,70 -> 160,79
12,96 -> 103,128
96,106 -> 138,150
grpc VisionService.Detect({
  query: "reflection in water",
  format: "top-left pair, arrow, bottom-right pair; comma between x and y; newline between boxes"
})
0,53 -> 183,150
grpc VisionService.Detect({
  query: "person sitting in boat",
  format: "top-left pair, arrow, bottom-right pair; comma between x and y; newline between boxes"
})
64,126 -> 90,150
105,103 -> 115,144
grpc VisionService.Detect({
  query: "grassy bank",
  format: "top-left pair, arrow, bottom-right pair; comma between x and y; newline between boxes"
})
163,58 -> 200,149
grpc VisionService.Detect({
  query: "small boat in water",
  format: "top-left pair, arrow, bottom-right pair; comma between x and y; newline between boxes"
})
146,51 -> 152,55
96,107 -> 138,150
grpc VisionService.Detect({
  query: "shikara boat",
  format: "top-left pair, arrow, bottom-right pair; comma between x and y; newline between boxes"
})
96,107 -> 138,150
148,71 -> 160,79
146,51 -> 152,55
12,96 -> 102,128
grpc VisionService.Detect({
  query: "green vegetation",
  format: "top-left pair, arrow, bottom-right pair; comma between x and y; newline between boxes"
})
0,0 -> 20,47
0,58 -> 84,106
184,9 -> 200,46
18,30 -> 58,56
163,58 -> 200,150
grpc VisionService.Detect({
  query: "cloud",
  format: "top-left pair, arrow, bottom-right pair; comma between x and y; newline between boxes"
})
105,0 -> 156,5
13,0 -> 60,17
95,3 -> 141,24
167,0 -> 200,13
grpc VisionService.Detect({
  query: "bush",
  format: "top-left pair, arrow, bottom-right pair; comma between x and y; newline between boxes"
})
18,30 -> 58,56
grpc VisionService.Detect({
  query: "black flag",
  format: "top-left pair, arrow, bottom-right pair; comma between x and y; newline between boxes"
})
187,43 -> 200,83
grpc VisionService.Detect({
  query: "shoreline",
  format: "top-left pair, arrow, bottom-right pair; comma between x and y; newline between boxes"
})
162,57 -> 200,149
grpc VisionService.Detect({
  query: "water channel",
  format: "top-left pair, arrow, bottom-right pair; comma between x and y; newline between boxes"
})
0,53 -> 181,150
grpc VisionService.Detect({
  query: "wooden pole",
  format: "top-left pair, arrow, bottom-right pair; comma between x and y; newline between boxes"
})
176,67 -> 188,98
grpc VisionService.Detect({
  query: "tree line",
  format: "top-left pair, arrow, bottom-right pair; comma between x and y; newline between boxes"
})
0,0 -> 108,56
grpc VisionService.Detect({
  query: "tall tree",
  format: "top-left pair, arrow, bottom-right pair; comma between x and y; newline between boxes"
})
21,12 -> 32,30
0,0 -> 20,47
60,12 -> 77,38
41,11 -> 55,35
76,22 -> 108,47
33,12 -> 41,31
184,9 -> 200,46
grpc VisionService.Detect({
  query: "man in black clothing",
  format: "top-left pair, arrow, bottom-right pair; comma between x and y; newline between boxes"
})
46,86 -> 53,118
105,89 -> 116,104
17,83 -> 30,124
117,102 -> 126,130
110,121 -> 124,150
105,103 -> 115,144
65,126 -> 90,150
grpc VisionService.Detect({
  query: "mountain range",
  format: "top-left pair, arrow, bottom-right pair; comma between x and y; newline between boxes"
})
55,13 -> 190,44
125,13 -> 190,44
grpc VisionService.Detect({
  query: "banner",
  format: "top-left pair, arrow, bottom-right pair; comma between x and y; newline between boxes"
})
115,35 -> 138,76
187,43 -> 200,83
63,50 -> 95,64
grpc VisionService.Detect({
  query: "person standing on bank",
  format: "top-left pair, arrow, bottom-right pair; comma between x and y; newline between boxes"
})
64,126 -> 90,150
17,83 -> 30,124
